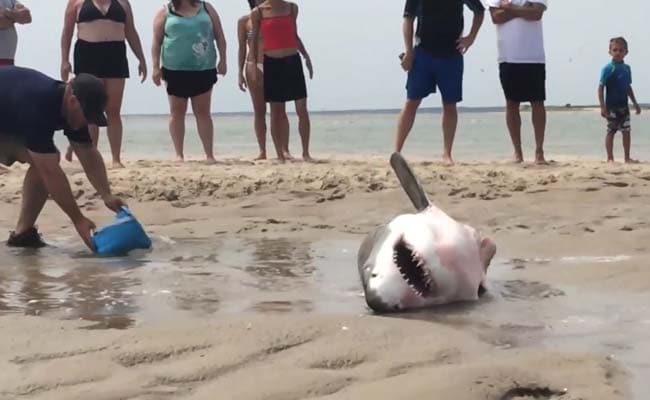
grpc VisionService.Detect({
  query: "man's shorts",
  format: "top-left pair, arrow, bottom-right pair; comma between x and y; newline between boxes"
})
0,134 -> 25,167
499,63 -> 546,103
406,47 -> 464,103
606,107 -> 631,134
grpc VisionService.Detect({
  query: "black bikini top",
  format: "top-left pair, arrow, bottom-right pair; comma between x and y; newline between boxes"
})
77,0 -> 126,24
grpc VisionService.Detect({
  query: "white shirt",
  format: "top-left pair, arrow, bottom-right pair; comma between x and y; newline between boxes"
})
486,0 -> 547,64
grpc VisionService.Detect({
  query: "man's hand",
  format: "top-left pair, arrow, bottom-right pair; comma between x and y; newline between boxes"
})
103,195 -> 126,213
2,8 -> 14,21
73,215 -> 96,251
400,50 -> 414,72
457,35 -> 476,54
634,104 -> 642,115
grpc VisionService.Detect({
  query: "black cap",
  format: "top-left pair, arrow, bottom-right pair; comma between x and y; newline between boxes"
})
70,73 -> 108,127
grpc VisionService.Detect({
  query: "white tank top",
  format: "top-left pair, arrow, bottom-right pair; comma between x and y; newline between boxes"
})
0,0 -> 18,60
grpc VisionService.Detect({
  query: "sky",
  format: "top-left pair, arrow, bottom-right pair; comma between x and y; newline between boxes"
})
11,0 -> 650,114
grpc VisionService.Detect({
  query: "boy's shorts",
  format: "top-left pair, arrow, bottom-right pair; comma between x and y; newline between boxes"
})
606,107 -> 631,134
499,63 -> 546,103
406,47 -> 464,103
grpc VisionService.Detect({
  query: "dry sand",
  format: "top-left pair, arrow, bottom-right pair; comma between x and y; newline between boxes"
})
1,157 -> 650,399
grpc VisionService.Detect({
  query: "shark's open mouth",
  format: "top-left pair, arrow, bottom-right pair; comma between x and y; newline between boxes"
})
393,237 -> 435,297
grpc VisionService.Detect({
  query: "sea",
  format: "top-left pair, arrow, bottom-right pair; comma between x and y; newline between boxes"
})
54,107 -> 650,162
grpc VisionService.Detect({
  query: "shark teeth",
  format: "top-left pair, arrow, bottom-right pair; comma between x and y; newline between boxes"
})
393,237 -> 435,297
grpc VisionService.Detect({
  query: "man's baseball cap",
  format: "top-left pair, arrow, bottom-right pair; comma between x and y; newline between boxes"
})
71,73 -> 108,127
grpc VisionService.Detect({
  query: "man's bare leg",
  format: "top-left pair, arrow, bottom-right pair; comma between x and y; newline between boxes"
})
506,100 -> 523,163
531,101 -> 548,165
14,165 -> 49,235
442,102 -> 457,166
394,98 -> 422,153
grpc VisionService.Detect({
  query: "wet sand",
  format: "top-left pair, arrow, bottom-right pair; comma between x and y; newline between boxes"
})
1,157 -> 650,399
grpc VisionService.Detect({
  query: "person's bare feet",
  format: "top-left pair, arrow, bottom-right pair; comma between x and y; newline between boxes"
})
254,152 -> 267,161
513,152 -> 524,163
535,150 -> 548,165
111,161 -> 125,169
607,158 -> 615,163
283,150 -> 294,160
442,154 -> 455,167
175,155 -> 184,163
302,154 -> 317,163
204,157 -> 217,165
625,158 -> 639,164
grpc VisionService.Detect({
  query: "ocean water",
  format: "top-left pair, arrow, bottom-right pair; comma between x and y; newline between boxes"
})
55,109 -> 650,162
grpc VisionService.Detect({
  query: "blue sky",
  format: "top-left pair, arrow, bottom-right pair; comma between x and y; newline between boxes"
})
13,0 -> 650,114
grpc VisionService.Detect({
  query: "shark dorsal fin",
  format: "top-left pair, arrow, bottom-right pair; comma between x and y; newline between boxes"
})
390,152 -> 431,212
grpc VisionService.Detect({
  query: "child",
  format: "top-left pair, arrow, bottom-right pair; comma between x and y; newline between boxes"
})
598,37 -> 642,163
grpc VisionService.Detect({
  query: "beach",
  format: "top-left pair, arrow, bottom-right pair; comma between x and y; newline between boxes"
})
1,157 -> 649,399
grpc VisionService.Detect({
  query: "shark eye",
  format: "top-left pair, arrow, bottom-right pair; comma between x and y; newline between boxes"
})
393,238 -> 434,297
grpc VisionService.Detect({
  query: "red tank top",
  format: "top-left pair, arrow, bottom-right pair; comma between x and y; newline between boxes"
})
260,14 -> 297,51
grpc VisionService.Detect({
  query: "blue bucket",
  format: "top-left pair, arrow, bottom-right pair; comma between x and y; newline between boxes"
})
92,207 -> 152,256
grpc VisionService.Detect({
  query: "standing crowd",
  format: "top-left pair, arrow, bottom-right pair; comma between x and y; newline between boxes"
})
0,0 -> 645,250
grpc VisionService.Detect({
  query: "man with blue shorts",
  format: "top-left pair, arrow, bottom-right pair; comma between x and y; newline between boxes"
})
395,0 -> 485,166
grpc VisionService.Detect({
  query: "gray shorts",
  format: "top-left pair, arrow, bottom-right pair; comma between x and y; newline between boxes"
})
0,134 -> 25,166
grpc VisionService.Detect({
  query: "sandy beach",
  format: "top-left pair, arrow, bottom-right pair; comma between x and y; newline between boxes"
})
1,157 -> 649,399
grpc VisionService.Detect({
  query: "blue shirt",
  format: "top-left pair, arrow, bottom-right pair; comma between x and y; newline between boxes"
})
0,66 -> 91,153
600,61 -> 632,109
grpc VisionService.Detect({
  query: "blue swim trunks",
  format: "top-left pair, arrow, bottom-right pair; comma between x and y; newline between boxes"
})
406,46 -> 464,103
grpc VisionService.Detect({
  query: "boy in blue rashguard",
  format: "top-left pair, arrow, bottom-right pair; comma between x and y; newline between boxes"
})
598,37 -> 642,163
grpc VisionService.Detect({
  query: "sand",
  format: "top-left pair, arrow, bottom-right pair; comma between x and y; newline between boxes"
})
1,156 -> 649,399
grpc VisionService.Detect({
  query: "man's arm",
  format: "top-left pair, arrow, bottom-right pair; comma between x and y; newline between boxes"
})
502,2 -> 546,21
458,1 -> 484,53
9,2 -> 30,24
0,2 -> 31,27
400,16 -> 415,71
70,143 -> 113,199
28,151 -> 86,222
489,7 -> 515,24
0,11 -> 12,29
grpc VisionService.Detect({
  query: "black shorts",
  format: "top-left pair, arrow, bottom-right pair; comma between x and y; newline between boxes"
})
0,134 -> 25,167
162,68 -> 217,99
74,39 -> 129,79
499,63 -> 546,103
606,107 -> 631,134
263,54 -> 307,103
